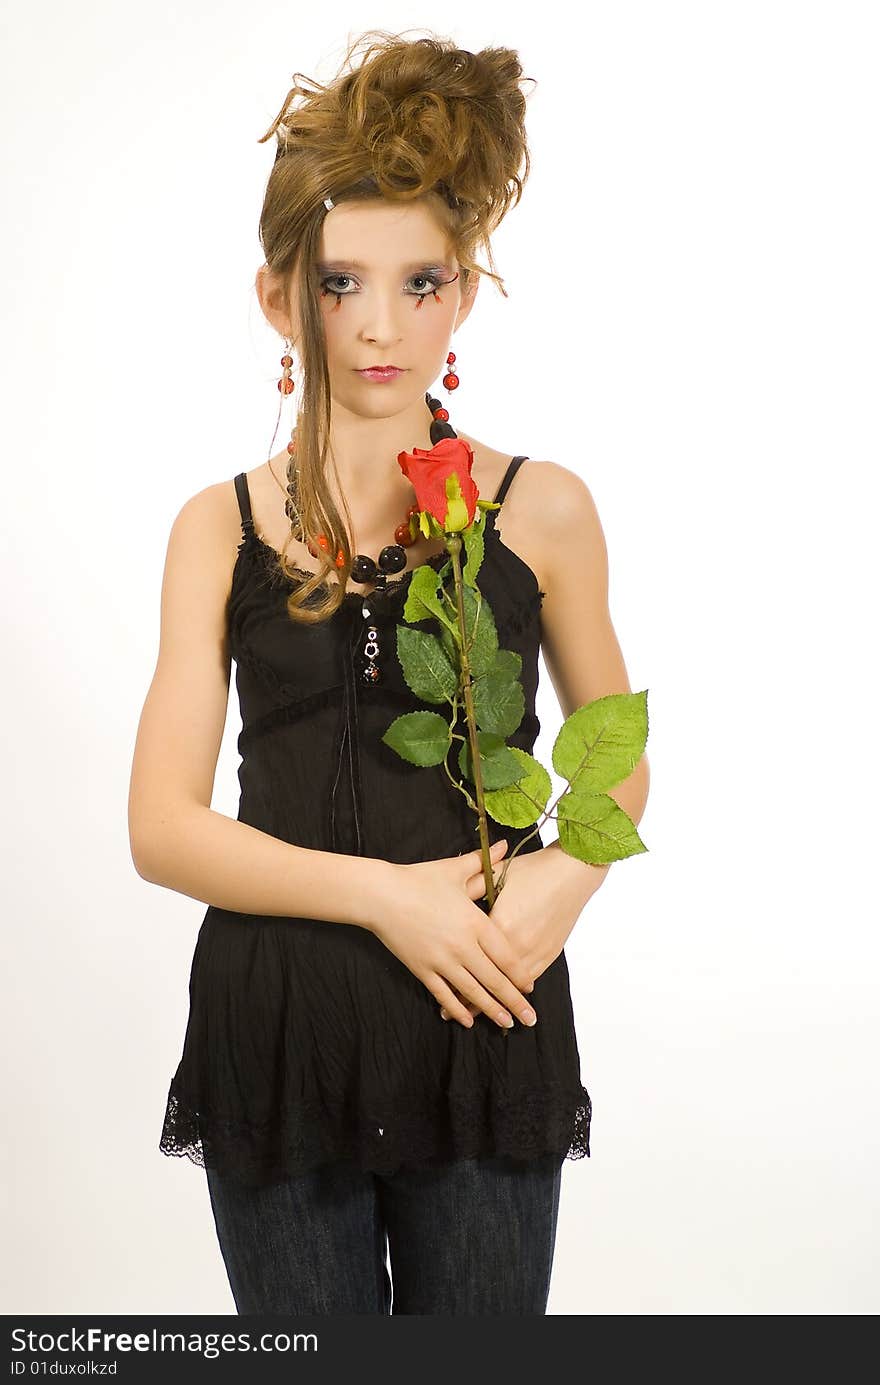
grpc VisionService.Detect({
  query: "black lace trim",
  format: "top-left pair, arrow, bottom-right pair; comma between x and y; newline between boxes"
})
235,527 -> 450,600
235,527 -> 545,627
160,1082 -> 591,1187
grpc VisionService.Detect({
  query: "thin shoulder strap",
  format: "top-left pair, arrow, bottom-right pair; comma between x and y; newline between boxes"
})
233,471 -> 254,533
492,455 -> 529,507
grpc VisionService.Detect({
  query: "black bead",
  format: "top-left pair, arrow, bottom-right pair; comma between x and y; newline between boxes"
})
351,553 -> 378,582
429,419 -> 457,444
377,544 -> 407,575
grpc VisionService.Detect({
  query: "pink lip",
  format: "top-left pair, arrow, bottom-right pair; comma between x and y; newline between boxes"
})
357,366 -> 405,381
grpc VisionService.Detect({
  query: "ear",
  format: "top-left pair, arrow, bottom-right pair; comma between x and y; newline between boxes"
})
454,270 -> 479,330
255,262 -> 296,338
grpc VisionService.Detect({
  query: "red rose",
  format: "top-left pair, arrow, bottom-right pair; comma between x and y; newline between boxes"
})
397,437 -> 478,532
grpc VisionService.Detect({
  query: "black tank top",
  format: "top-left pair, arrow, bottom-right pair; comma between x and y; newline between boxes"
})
160,456 -> 592,1186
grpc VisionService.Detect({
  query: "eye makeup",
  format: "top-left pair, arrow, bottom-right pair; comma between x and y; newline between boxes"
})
317,266 -> 460,309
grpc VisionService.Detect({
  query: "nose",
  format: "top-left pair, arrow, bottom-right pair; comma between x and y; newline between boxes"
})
358,289 -> 405,346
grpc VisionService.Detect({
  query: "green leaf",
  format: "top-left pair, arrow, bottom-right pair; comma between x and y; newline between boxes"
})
381,710 -> 451,767
491,647 -> 523,682
457,583 -> 498,677
483,748 -> 551,827
395,626 -> 459,703
472,659 -> 525,737
460,523 -> 485,589
437,618 -> 458,668
457,730 -> 528,790
402,565 -> 456,634
556,788 -> 648,864
552,689 -> 649,792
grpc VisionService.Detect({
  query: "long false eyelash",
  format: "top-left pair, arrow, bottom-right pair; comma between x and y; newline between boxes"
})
417,270 -> 460,311
320,270 -> 460,311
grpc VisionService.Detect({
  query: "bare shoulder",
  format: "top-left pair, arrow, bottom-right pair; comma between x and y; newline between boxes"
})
476,453 -> 605,599
512,458 -> 601,525
148,478 -> 248,679
518,460 -> 607,595
166,476 -> 243,592
171,474 -> 242,543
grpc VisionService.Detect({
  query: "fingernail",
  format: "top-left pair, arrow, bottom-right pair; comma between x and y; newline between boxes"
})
440,1009 -> 448,1020
520,1007 -> 537,1026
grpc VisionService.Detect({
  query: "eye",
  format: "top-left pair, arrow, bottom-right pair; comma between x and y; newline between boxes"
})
320,273 -> 356,295
318,269 -> 453,301
408,271 -> 443,297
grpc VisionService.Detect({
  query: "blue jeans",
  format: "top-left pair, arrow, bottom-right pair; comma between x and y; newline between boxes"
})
206,1152 -> 565,1315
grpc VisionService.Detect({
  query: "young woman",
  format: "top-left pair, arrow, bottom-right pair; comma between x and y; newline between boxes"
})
129,31 -> 649,1315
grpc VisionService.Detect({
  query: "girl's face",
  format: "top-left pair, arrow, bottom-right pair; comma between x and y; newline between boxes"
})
312,197 -> 477,418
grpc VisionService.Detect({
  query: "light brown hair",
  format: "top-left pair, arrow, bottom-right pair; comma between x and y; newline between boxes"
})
256,29 -> 535,624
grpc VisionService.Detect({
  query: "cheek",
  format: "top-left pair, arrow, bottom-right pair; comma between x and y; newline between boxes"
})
412,297 -> 459,350
319,296 -> 457,363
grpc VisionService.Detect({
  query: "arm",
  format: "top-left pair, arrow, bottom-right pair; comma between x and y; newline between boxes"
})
537,461 -> 650,906
128,482 -> 395,930
439,461 -> 651,1017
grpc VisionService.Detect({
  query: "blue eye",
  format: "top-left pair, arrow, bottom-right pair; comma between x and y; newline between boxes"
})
408,272 -> 443,297
319,270 -> 447,301
321,273 -> 355,295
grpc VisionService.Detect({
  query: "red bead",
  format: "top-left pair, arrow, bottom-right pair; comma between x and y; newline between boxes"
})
395,522 -> 416,547
277,376 -> 295,394
433,407 -> 449,421
442,373 -> 459,390
446,352 -> 456,365
280,354 -> 293,368
406,503 -> 421,519
286,440 -> 297,455
335,551 -> 345,568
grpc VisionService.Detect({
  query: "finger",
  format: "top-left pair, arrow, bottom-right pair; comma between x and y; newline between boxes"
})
426,974 -> 475,1029
475,921 -> 535,995
453,981 -> 481,1017
441,987 -> 480,1021
443,986 -> 485,1030
463,840 -> 508,899
462,838 -> 507,875
447,965 -> 533,1030
456,956 -> 538,1028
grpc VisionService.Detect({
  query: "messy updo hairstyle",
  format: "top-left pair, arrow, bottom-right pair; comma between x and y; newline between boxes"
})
255,29 -> 535,625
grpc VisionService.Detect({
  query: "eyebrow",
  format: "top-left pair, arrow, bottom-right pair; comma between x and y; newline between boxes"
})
315,258 -> 453,273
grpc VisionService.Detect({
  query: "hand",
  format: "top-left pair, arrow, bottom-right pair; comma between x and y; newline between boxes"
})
439,846 -> 590,1021
371,839 -> 536,1030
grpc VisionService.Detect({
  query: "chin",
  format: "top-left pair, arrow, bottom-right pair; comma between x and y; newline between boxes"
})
335,381 -> 425,415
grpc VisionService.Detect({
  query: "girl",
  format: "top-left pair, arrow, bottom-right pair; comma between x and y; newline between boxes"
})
129,30 -> 649,1315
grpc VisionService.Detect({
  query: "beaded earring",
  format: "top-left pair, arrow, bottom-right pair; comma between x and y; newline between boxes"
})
271,337 -> 304,535
442,351 -> 459,392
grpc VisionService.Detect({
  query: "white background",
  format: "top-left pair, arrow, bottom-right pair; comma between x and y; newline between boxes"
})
2,1 -> 877,1315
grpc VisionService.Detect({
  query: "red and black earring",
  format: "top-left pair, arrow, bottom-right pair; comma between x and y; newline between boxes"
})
277,341 -> 295,397
275,337 -> 304,534
442,351 -> 459,392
